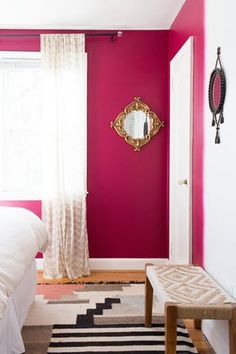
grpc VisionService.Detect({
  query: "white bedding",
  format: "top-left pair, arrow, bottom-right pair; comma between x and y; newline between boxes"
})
0,206 -> 48,319
0,260 -> 36,354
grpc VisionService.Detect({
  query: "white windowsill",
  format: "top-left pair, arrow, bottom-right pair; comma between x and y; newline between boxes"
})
0,192 -> 41,201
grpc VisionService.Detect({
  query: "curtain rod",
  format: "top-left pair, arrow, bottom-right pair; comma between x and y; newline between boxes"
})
0,31 -> 123,40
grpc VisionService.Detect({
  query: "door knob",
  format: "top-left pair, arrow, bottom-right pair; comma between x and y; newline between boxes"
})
178,179 -> 188,185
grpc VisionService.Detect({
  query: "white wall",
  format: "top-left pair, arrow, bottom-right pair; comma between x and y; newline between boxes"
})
204,1 -> 236,352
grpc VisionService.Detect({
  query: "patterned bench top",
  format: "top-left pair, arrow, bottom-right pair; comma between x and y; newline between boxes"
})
147,265 -> 235,306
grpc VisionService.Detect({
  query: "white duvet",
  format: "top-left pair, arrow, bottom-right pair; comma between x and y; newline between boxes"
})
0,206 -> 48,318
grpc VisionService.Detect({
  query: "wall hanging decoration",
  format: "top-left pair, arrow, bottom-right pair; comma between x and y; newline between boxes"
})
111,97 -> 164,151
208,47 -> 226,144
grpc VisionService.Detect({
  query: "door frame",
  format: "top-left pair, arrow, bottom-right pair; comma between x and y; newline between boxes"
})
169,37 -> 193,264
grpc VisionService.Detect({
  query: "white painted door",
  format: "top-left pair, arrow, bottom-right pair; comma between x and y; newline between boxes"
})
169,37 -> 193,264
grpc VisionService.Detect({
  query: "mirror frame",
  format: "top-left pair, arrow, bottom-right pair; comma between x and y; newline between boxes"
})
208,68 -> 226,115
208,47 -> 226,144
111,97 -> 164,151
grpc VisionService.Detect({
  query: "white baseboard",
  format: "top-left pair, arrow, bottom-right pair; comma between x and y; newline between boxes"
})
202,320 -> 229,354
36,257 -> 169,270
36,258 -> 44,269
89,258 -> 169,270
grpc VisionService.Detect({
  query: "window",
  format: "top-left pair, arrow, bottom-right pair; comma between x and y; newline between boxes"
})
0,52 -> 42,199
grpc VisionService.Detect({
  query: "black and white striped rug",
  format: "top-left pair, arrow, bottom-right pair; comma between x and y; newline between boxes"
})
47,322 -> 198,353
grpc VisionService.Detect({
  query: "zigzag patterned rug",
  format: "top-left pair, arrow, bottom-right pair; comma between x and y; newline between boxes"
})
48,322 -> 198,353
47,297 -> 198,354
23,283 -> 198,353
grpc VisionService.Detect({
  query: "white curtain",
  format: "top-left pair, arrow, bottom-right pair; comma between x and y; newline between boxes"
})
40,34 -> 90,279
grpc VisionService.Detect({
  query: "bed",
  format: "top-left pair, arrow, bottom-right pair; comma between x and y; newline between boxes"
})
0,206 -> 48,354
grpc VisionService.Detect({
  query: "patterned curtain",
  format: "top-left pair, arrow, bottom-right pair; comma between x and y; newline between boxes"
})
40,34 -> 90,279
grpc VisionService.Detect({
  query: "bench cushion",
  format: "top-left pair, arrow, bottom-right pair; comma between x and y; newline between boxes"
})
147,265 -> 235,307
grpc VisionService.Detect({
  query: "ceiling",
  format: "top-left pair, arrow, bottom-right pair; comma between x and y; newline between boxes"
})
0,0 -> 185,30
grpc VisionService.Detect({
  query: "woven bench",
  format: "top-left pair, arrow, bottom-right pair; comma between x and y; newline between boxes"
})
145,264 -> 236,354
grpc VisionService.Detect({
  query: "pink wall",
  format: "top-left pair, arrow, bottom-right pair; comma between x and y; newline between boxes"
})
0,30 -> 169,258
169,0 -> 205,265
0,200 -> 41,217
86,31 -> 169,258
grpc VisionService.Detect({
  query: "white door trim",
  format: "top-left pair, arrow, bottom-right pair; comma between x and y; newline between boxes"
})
169,36 -> 193,264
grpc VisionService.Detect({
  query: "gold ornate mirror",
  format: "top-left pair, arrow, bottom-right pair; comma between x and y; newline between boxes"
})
111,97 -> 164,151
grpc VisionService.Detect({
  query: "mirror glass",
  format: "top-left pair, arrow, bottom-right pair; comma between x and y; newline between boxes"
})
111,97 -> 164,151
124,111 -> 152,139
213,73 -> 221,109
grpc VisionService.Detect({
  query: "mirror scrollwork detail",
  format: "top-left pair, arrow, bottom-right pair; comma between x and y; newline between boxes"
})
208,47 -> 226,144
111,97 -> 164,151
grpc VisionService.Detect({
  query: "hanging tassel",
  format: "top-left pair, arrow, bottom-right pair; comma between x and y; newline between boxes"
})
215,129 -> 220,144
211,115 -> 216,126
220,112 -> 224,124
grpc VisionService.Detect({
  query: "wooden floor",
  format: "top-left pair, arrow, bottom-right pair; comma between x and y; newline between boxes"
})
37,270 -> 215,353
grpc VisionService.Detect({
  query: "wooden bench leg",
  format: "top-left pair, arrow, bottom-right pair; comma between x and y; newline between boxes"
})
229,305 -> 236,354
145,274 -> 153,327
194,319 -> 202,330
165,303 -> 177,354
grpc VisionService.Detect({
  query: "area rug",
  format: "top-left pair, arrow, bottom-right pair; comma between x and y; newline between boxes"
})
22,283 -> 198,354
48,322 -> 197,353
24,283 -> 148,326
